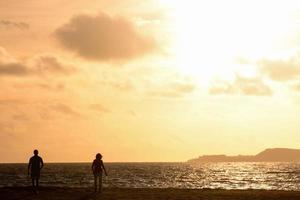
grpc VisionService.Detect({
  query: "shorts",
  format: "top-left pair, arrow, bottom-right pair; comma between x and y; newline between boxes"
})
94,172 -> 103,178
31,170 -> 40,179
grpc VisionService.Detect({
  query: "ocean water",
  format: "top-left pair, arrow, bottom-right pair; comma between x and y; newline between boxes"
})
0,162 -> 300,190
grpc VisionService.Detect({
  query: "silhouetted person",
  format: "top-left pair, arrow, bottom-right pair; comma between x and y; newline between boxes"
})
28,149 -> 44,193
92,153 -> 107,193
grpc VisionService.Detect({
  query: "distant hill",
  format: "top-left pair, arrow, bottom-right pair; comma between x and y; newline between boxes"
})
187,148 -> 300,163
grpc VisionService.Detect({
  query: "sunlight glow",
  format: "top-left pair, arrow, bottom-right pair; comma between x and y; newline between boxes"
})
163,0 -> 298,82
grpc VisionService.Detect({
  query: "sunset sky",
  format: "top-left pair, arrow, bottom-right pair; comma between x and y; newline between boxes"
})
1,0 -> 300,163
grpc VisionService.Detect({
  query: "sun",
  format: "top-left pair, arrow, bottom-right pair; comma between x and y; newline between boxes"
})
163,0 -> 297,83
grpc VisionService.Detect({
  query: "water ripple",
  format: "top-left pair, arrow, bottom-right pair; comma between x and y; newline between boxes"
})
0,162 -> 300,190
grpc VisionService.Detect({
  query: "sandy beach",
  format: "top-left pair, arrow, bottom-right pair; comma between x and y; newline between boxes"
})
1,187 -> 300,200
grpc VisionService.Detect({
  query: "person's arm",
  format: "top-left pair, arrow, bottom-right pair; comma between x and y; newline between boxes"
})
28,158 -> 31,175
40,158 -> 44,170
91,160 -> 95,172
101,161 -> 108,176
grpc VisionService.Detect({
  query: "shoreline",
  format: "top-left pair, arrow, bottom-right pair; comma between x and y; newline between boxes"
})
1,187 -> 300,200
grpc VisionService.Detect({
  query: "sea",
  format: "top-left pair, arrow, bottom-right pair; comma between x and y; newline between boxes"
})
0,162 -> 300,190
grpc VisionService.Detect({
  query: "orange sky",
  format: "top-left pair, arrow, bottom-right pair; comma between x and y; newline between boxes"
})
1,0 -> 300,163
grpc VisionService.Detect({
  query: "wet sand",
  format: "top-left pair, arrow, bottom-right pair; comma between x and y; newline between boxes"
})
1,187 -> 300,200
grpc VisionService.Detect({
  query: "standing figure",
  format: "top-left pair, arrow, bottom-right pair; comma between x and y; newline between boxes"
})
28,149 -> 44,193
92,153 -> 108,193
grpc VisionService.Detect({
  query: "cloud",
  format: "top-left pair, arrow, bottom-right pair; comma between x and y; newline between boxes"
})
260,57 -> 300,81
0,47 -> 76,77
12,112 -> 29,121
149,82 -> 196,98
100,79 -> 134,91
210,75 -> 272,96
292,83 -> 300,92
90,104 -> 111,113
0,20 -> 29,30
30,54 -> 76,76
54,12 -> 157,61
0,47 -> 28,75
0,122 -> 15,136
0,62 -> 29,76
52,103 -> 81,117
13,82 -> 65,92
0,99 -> 25,106
127,110 -> 137,117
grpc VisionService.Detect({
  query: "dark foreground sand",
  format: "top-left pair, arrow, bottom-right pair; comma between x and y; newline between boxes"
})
1,187 -> 300,200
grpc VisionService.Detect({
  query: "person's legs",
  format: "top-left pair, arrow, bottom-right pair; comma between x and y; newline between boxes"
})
94,175 -> 98,192
31,178 -> 35,188
34,178 -> 40,194
99,172 -> 103,193
31,171 -> 37,187
31,178 -> 38,194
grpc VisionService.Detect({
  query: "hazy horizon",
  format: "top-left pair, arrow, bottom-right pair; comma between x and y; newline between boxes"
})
1,0 -> 300,163
0,147 -> 299,163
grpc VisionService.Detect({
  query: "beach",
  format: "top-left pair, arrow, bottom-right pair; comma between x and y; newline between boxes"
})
1,187 -> 300,200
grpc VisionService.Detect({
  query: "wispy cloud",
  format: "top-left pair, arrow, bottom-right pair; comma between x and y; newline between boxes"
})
0,20 -> 29,30
0,47 -> 76,77
292,83 -> 300,92
0,62 -> 28,76
260,56 -> 300,82
52,103 -> 81,117
210,75 -> 272,96
90,104 -> 111,114
13,82 -> 65,92
149,81 -> 195,98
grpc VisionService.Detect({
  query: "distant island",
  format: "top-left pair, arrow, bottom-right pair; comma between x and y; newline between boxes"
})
187,148 -> 300,163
